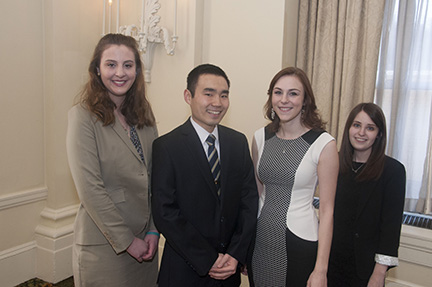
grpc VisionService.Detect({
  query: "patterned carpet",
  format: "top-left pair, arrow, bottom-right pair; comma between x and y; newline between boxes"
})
15,277 -> 74,287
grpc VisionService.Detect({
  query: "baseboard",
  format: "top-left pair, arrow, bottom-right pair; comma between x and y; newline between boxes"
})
398,225 -> 432,267
35,228 -> 74,284
386,278 -> 425,287
0,224 -> 75,287
0,204 -> 77,286
0,242 -> 37,287
35,205 -> 77,283
0,228 -> 75,286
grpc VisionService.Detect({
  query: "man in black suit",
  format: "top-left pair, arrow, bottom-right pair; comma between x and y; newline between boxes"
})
151,64 -> 258,286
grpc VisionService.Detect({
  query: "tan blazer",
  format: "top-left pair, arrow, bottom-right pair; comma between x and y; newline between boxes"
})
67,104 -> 157,254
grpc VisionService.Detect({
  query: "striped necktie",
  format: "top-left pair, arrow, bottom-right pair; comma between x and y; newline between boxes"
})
206,134 -> 221,195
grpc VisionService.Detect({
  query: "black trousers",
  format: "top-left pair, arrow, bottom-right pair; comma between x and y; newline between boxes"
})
285,227 -> 318,286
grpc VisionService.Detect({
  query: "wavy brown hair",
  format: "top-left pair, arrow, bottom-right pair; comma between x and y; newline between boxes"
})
264,67 -> 325,133
77,33 -> 155,128
339,103 -> 387,181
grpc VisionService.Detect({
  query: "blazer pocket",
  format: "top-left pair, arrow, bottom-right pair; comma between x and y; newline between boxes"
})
107,188 -> 126,203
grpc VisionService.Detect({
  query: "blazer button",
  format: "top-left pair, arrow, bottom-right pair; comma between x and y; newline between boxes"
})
220,216 -> 225,223
354,233 -> 360,238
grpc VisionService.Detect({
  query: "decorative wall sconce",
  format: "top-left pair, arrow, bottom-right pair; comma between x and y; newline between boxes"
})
102,0 -> 178,82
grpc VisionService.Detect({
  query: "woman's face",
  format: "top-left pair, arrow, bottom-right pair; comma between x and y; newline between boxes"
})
349,110 -> 380,159
271,75 -> 305,125
99,44 -> 137,104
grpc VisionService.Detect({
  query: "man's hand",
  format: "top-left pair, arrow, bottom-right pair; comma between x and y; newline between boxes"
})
208,253 -> 238,280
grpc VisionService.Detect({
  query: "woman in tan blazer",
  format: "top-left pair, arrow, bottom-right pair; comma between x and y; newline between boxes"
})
66,34 -> 159,287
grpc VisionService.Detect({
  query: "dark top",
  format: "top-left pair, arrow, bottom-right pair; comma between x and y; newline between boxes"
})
330,156 -> 406,280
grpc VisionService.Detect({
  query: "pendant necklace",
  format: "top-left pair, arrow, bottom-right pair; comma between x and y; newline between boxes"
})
351,162 -> 365,173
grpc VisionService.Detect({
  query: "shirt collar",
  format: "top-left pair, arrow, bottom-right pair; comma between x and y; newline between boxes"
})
189,117 -> 219,145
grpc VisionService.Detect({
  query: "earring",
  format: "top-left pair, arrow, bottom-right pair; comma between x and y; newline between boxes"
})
271,108 -> 275,120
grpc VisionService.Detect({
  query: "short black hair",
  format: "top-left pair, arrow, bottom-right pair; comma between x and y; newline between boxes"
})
186,64 -> 230,97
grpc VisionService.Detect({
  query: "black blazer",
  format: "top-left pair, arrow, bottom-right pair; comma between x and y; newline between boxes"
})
331,156 -> 406,280
151,119 -> 258,287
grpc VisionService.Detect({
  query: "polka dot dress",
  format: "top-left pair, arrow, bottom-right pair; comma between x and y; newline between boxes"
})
251,134 -> 312,286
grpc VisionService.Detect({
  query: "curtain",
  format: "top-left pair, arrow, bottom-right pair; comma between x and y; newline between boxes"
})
375,0 -> 432,214
296,0 -> 386,141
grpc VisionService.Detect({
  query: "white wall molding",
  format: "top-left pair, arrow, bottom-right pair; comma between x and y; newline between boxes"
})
0,241 -> 36,261
0,188 -> 48,211
33,205 -> 78,283
398,225 -> 432,268
39,204 -> 79,221
0,203 -> 79,285
35,225 -> 74,283
386,278 -> 425,287
385,225 -> 432,286
36,204 -> 79,240
0,242 -> 37,287
35,223 -> 75,241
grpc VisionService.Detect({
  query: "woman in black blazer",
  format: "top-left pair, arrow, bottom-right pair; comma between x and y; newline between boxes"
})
328,103 -> 406,287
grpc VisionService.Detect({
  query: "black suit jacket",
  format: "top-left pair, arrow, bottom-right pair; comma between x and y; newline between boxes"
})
331,156 -> 406,280
151,119 -> 258,287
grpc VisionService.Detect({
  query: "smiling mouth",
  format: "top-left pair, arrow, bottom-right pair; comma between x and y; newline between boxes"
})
208,110 -> 221,115
355,137 -> 367,142
113,80 -> 127,86
279,107 -> 293,112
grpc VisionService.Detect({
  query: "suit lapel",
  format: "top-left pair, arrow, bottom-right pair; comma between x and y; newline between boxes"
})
218,126 -> 230,199
182,121 -> 220,200
111,119 -> 145,165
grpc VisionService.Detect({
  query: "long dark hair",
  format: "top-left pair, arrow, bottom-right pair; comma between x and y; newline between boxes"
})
78,33 -> 155,128
339,103 -> 387,181
264,67 -> 325,133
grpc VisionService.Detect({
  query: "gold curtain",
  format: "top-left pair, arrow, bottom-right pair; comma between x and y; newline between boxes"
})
296,0 -> 386,142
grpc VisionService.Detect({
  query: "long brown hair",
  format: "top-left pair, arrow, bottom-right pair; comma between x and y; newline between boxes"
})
264,67 -> 325,133
78,33 -> 155,128
339,103 -> 387,181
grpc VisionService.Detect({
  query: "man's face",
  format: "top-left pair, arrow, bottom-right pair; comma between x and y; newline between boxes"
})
184,74 -> 230,133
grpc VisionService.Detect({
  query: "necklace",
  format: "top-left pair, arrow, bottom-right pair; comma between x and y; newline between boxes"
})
351,162 -> 365,173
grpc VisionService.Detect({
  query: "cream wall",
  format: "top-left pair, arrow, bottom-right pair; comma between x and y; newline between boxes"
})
0,0 -> 292,285
0,0 -> 100,286
148,0 -> 299,140
0,1 -> 46,285
0,0 -> 45,245
0,0 -> 430,287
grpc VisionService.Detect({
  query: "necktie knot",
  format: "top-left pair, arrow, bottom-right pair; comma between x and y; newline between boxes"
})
206,134 -> 216,146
